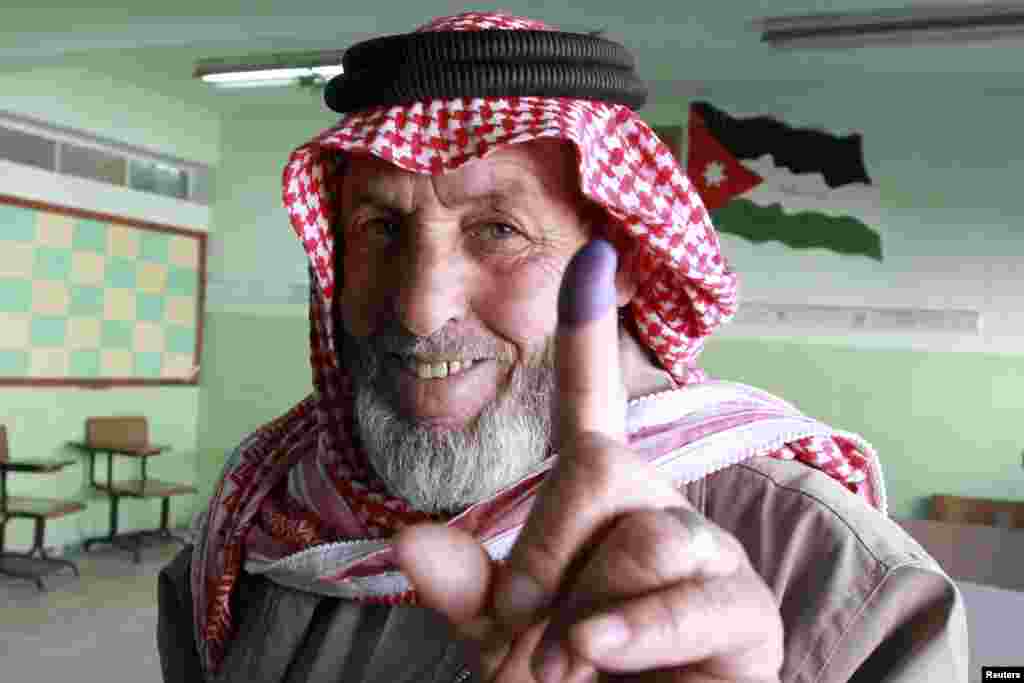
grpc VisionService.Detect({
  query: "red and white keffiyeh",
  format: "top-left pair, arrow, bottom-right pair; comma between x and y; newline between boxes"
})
191,11 -> 882,678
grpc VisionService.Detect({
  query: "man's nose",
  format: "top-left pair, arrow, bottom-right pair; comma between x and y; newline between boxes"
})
393,245 -> 468,338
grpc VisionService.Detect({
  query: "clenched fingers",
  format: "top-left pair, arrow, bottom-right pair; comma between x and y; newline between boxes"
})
394,523 -> 493,625
447,613 -> 554,682
394,524 -> 558,682
550,509 -> 782,679
530,508 -> 749,682
566,507 -> 744,599
494,431 -> 688,632
568,568 -> 784,679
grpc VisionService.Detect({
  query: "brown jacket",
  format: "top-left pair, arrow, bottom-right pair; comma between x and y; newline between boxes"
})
158,455 -> 968,682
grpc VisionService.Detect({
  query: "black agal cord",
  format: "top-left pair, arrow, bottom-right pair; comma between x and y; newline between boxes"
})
325,30 -> 648,113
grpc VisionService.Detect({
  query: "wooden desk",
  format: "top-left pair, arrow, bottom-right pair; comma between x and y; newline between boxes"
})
0,458 -> 84,591
66,441 -> 196,563
931,494 -> 1024,529
897,517 -> 1024,591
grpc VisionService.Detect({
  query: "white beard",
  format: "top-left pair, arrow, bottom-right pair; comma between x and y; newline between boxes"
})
343,332 -> 556,515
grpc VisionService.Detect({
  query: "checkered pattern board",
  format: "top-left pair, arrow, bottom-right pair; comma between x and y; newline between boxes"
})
0,199 -> 203,381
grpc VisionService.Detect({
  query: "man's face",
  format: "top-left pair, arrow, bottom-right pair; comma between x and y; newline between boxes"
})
336,139 -> 592,513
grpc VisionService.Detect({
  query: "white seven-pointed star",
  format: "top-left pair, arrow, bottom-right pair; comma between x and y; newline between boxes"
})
703,160 -> 727,187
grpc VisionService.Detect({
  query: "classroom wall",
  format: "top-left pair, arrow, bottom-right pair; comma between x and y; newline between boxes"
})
193,107 -> 330,506
645,77 -> 1024,518
1,65 -> 329,552
0,66 -> 218,552
645,78 -> 1024,355
700,340 -> 1024,519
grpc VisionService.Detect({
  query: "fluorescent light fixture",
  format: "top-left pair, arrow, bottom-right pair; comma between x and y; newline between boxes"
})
756,3 -> 1024,49
194,50 -> 346,89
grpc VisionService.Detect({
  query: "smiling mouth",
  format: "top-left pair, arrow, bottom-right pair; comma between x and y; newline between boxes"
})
394,356 -> 486,379
390,351 -> 514,379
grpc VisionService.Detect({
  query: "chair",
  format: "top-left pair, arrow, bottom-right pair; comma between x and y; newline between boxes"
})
930,494 -> 1024,529
68,416 -> 196,563
0,425 -> 85,591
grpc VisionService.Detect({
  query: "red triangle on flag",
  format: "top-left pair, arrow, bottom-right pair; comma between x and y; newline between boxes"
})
687,109 -> 763,211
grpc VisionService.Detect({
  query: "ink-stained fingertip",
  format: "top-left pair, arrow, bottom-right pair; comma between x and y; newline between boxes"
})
557,240 -> 618,329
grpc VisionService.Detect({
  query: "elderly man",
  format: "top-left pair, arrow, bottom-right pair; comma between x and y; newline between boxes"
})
158,11 -> 968,683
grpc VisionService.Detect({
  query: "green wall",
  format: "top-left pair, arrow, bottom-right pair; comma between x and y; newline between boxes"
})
192,106 -> 328,502
0,65 -> 221,167
194,311 -> 312,505
701,339 -> 1024,519
0,64 -> 219,552
645,78 -> 1024,518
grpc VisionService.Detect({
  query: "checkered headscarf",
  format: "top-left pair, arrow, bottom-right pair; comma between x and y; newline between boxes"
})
284,10 -> 738,387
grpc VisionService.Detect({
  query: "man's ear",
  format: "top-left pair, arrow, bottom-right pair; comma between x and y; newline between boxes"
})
614,240 -> 642,307
580,201 -> 642,307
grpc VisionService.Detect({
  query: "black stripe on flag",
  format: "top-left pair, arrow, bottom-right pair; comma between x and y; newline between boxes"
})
692,101 -> 871,189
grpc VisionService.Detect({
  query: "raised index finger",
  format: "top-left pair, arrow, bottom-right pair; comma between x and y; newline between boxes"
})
554,239 -> 627,444
491,239 -> 681,630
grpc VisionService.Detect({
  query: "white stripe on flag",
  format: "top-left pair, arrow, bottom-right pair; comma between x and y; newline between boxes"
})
741,155 -> 880,220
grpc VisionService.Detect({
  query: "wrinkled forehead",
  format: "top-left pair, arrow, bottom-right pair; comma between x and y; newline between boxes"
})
336,138 -> 585,213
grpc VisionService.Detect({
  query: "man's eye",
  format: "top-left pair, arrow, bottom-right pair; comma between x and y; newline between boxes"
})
364,218 -> 400,241
475,222 -> 521,241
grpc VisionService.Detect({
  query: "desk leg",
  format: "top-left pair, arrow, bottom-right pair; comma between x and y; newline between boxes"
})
110,494 -> 120,537
82,494 -> 119,553
86,452 -> 96,488
108,495 -> 145,565
82,495 -> 186,564
160,498 -> 170,532
33,519 -> 80,578
0,518 -> 81,592
32,517 -> 44,554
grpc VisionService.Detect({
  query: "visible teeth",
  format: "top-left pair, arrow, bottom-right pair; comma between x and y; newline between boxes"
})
406,358 -> 477,379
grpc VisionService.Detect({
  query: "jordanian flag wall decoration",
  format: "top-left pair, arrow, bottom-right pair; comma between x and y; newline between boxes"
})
687,101 -> 883,261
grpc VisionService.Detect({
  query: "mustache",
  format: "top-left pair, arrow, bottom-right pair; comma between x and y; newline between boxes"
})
344,318 -> 519,363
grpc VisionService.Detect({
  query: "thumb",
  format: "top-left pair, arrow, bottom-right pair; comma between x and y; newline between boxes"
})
393,523 -> 494,625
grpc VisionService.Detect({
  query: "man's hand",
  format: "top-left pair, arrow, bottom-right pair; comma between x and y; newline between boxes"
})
395,240 -> 784,682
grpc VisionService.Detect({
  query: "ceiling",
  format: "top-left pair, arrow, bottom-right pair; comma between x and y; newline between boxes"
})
3,1 -> 1023,115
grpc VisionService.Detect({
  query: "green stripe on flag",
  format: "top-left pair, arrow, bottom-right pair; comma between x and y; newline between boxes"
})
712,199 -> 883,261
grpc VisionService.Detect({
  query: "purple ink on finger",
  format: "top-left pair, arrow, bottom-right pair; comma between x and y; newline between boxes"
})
557,240 -> 618,329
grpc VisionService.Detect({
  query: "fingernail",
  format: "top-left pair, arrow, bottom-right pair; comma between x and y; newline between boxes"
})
558,240 -> 618,328
494,570 -> 549,625
533,639 -> 568,683
584,614 -> 631,651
